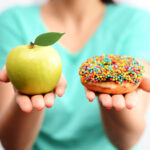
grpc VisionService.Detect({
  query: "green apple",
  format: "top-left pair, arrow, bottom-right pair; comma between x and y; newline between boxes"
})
6,44 -> 62,95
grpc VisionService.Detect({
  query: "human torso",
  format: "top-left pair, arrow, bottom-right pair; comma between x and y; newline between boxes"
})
1,3 -> 149,150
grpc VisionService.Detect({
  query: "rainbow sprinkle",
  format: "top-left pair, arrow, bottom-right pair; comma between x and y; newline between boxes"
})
79,54 -> 144,85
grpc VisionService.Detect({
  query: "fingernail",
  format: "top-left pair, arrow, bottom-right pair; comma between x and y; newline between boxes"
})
57,92 -> 63,97
37,107 -> 44,111
127,106 -> 133,110
58,94 -> 63,97
89,99 -> 93,102
46,105 -> 52,108
115,107 -> 123,111
26,111 -> 32,114
106,107 -> 112,110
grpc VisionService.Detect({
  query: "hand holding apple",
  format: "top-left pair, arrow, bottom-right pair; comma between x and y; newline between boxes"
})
0,66 -> 67,113
0,32 -> 67,113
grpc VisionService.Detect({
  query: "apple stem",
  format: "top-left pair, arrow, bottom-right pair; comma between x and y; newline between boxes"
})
30,42 -> 34,49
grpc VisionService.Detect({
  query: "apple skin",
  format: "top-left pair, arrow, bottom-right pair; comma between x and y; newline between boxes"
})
6,44 -> 62,95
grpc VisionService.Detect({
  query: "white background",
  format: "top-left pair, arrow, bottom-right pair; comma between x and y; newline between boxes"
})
0,0 -> 150,11
0,0 -> 150,150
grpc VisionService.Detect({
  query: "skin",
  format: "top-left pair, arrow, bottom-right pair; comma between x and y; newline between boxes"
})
0,66 -> 67,150
85,60 -> 150,149
0,0 -> 150,150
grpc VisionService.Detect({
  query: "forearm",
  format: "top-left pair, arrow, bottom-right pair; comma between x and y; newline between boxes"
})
100,106 -> 145,150
0,98 -> 44,150
100,91 -> 149,150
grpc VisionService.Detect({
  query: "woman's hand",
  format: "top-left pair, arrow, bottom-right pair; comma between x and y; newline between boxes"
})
84,61 -> 150,111
0,66 -> 67,114
84,60 -> 150,149
85,86 -> 149,111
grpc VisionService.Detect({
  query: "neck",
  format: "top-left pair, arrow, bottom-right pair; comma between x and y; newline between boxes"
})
48,0 -> 105,21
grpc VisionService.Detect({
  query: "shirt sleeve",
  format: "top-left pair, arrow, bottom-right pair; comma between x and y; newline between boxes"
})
0,7 -> 24,70
119,10 -> 150,62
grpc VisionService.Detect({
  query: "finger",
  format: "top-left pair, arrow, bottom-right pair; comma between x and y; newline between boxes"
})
85,88 -> 96,102
44,92 -> 55,108
125,91 -> 138,110
140,73 -> 150,92
55,75 -> 67,97
112,95 -> 125,111
0,66 -> 9,82
16,93 -> 32,113
98,94 -> 112,109
31,95 -> 45,111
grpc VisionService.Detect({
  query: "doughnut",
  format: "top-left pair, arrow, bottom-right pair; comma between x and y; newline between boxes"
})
79,54 -> 144,94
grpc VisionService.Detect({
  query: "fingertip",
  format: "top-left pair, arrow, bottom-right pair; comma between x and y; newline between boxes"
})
106,107 -> 112,110
56,75 -> 67,97
31,95 -> 45,110
45,102 -> 53,108
86,90 -> 96,102
0,66 -> 9,82
16,94 -> 33,113
46,105 -> 52,108
56,90 -> 63,97
115,107 -> 124,111
126,101 -> 136,110
125,91 -> 137,110
25,109 -> 32,114
89,99 -> 94,102
99,94 -> 112,108
56,88 -> 65,97
126,100 -> 136,110
140,75 -> 150,92
57,91 -> 64,97
112,95 -> 125,111
44,93 -> 55,108
19,100 -> 32,114
126,105 -> 134,110
24,105 -> 33,113
36,107 -> 44,111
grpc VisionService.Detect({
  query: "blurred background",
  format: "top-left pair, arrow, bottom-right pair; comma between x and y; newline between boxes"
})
0,0 -> 150,12
0,0 -> 150,150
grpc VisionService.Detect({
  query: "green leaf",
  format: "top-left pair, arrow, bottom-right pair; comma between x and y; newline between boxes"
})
34,32 -> 65,46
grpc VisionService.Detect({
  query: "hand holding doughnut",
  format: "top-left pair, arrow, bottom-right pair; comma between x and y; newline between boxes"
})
79,54 -> 144,94
79,54 -> 150,111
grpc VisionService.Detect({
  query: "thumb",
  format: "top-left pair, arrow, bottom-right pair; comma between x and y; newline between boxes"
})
139,73 -> 150,92
0,66 -> 9,82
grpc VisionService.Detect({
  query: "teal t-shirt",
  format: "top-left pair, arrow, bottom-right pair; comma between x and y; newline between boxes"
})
0,4 -> 150,150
